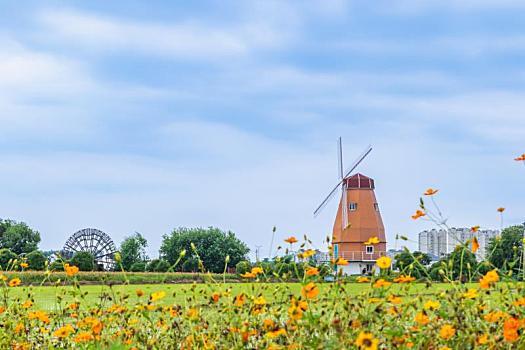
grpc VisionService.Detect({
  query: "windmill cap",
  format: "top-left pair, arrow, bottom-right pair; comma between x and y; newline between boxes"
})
344,173 -> 375,189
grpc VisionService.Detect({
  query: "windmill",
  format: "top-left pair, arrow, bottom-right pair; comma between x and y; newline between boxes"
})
314,138 -> 386,275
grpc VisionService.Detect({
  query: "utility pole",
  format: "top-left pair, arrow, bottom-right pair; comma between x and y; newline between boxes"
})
522,222 -> 525,281
268,226 -> 276,260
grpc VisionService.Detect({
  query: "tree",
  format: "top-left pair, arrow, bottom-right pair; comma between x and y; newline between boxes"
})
429,246 -> 478,282
0,248 -> 17,270
26,250 -> 47,271
160,227 -> 249,273
394,250 -> 431,279
0,219 -> 40,254
119,233 -> 148,271
71,252 -> 95,271
488,225 -> 524,274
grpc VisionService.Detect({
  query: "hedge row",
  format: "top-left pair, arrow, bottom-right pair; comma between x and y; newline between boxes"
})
0,271 -> 241,286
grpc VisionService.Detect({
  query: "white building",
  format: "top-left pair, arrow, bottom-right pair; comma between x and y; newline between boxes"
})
418,228 -> 499,261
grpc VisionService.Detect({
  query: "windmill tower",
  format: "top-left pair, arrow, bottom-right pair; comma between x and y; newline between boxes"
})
314,138 -> 386,275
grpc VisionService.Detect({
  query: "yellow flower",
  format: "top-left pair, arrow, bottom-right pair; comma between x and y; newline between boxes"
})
64,264 -> 79,277
9,278 -> 21,287
251,267 -> 264,275
376,256 -> 391,269
301,282 -> 320,299
356,276 -> 370,283
254,296 -> 267,305
241,272 -> 256,278
266,328 -> 286,338
284,236 -> 298,244
74,332 -> 94,343
477,334 -> 489,345
423,300 -> 440,310
53,324 -> 75,338
439,324 -> 455,340
20,263 -> 29,269
334,257 -> 349,266
415,312 -> 430,325
364,237 -> 380,245
14,323 -> 25,334
513,297 -> 525,306
28,311 -> 50,324
306,267 -> 319,276
288,298 -> 308,320
463,289 -> 478,299
150,291 -> 166,302
372,279 -> 392,288
300,249 -> 315,259
22,300 -> 32,309
355,331 -> 379,350
0,274 -> 7,281
424,188 -> 439,196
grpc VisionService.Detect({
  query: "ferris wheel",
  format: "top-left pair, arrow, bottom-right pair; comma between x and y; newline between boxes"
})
62,228 -> 118,270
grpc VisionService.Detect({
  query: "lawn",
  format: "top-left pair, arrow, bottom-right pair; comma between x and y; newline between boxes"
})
10,281 -> 465,310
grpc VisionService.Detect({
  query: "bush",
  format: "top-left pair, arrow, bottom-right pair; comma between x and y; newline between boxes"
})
71,252 -> 95,271
26,250 -> 47,271
0,249 -> 17,270
130,261 -> 146,272
235,260 -> 251,275
154,260 -> 170,272
49,260 -> 65,271
182,257 -> 199,272
146,259 -> 160,272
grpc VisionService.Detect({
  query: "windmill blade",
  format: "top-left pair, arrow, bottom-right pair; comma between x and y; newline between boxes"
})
338,137 -> 344,180
341,182 -> 348,229
343,145 -> 373,179
314,182 -> 342,217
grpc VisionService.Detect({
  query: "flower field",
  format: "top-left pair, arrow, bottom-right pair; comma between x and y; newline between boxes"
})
1,253 -> 525,349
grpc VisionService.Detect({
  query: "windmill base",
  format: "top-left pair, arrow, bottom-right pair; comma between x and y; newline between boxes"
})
337,262 -> 376,276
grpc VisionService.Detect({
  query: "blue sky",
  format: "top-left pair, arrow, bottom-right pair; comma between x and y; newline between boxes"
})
1,0 -> 524,257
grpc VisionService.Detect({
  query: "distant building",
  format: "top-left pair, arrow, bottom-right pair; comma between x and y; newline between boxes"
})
418,227 -> 499,261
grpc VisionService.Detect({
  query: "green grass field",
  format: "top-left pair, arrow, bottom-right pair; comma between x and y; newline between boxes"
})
7,282 -> 468,310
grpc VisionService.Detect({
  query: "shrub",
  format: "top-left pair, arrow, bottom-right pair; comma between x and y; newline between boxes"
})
154,260 -> 170,272
146,259 -> 161,272
182,257 -> 199,272
235,260 -> 251,275
49,260 -> 65,271
0,249 -> 17,270
25,250 -> 47,271
130,261 -> 146,272
70,252 -> 95,271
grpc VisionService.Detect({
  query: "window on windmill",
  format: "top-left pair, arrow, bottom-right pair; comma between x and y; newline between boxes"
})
366,245 -> 374,254
349,202 -> 358,211
374,203 -> 380,212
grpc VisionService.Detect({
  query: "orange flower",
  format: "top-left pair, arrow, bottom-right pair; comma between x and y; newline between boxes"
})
136,289 -> 144,297
9,278 -> 21,287
22,300 -> 32,309
301,282 -> 320,299
64,264 -> 79,277
477,334 -> 489,345
376,256 -> 392,269
415,312 -> 430,326
372,279 -> 392,288
28,311 -> 50,324
439,324 -> 455,339
472,237 -> 479,253
471,225 -> 480,233
240,272 -> 256,278
74,331 -> 94,343
479,269 -> 499,289
394,275 -> 415,283
411,210 -> 426,220
306,267 -> 319,276
514,154 -> 525,161
211,292 -> 220,303
424,188 -> 439,196
284,236 -> 298,244
497,207 -> 506,213
234,293 -> 246,307
503,317 -> 520,342
356,276 -> 370,283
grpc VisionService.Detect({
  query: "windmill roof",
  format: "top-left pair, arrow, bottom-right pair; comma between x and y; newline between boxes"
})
344,173 -> 375,189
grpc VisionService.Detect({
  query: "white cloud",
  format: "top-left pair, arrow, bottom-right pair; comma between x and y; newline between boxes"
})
37,8 -> 293,59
